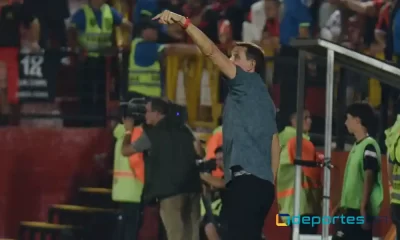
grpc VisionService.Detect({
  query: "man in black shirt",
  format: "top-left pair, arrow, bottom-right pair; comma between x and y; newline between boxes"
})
0,0 -> 39,48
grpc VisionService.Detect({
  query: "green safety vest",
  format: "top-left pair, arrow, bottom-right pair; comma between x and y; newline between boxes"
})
128,38 -> 163,97
79,4 -> 114,57
212,126 -> 222,135
111,124 -> 143,203
277,126 -> 321,219
385,115 -> 400,204
340,137 -> 383,216
201,198 -> 222,217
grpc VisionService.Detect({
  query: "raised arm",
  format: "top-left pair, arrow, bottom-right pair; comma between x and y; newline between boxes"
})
153,10 -> 237,79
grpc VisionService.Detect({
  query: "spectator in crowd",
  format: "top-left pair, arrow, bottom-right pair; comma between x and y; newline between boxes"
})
68,0 -> 132,126
374,1 -> 391,50
127,18 -> 165,99
121,98 -> 203,240
275,0 -> 312,123
182,0 -> 220,43
340,0 -> 383,46
218,20 -> 239,57
319,0 -> 338,29
242,0 -> 280,44
0,0 -> 39,122
211,0 -> 244,41
320,9 -> 341,42
0,0 -> 40,50
242,0 -> 280,86
24,0 -> 70,48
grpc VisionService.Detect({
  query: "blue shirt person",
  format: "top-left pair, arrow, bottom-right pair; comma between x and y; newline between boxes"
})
68,0 -> 132,49
131,20 -> 166,96
133,0 -> 159,23
280,0 -> 312,46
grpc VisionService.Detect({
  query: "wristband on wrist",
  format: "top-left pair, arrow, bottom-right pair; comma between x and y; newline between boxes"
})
182,17 -> 191,29
125,131 -> 132,135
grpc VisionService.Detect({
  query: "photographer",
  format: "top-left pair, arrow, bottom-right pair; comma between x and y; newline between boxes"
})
199,147 -> 225,240
112,103 -> 145,240
121,98 -> 203,240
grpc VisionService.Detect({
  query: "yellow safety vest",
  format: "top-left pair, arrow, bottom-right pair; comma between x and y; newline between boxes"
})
385,116 -> 400,204
79,4 -> 114,57
112,124 -> 143,203
390,136 -> 400,204
128,38 -> 163,97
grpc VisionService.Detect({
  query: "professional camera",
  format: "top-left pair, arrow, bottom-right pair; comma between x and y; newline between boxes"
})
120,97 -> 188,126
196,158 -> 217,173
120,98 -> 146,125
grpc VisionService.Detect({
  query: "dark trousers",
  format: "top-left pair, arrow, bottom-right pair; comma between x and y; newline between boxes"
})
114,202 -> 141,240
332,208 -> 373,240
391,203 -> 400,238
222,175 -> 275,240
78,57 -> 106,127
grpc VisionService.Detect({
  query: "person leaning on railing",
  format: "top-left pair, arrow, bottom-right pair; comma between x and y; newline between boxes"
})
68,0 -> 132,127
127,18 -> 164,99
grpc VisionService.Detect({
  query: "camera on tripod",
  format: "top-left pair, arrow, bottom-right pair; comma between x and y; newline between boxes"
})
196,159 -> 217,173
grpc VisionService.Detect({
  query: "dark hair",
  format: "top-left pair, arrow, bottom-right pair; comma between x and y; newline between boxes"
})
346,103 -> 377,137
235,42 -> 266,81
215,146 -> 223,154
149,98 -> 169,115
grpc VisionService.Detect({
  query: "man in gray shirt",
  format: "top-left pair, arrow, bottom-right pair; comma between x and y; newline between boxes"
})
153,10 -> 280,240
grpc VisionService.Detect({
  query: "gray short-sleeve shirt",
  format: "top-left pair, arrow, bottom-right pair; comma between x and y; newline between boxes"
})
223,66 -> 277,183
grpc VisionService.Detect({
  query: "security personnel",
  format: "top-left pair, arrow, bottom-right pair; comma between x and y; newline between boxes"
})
112,118 -> 143,240
334,103 -> 383,240
70,0 -> 131,56
277,110 -> 322,235
128,19 -> 163,98
69,0 -> 131,126
385,115 -> 400,238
